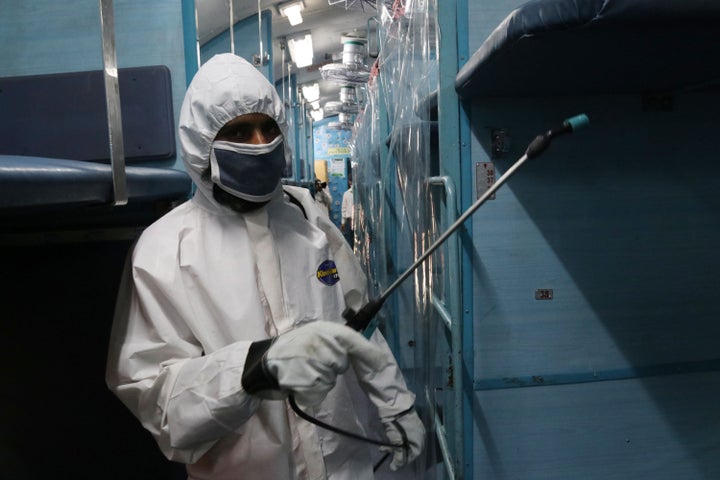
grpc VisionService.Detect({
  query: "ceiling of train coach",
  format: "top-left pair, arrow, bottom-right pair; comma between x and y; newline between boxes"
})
195,0 -> 383,111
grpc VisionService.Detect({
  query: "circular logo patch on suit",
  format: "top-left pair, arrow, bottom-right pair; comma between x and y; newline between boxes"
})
316,260 -> 340,286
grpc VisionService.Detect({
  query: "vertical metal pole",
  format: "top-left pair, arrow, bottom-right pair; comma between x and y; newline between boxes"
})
257,0 -> 264,61
181,0 -> 200,83
290,74 -> 303,183
195,3 -> 201,68
229,0 -> 235,54
281,46 -> 286,107
98,0 -> 127,206
287,62 -> 293,110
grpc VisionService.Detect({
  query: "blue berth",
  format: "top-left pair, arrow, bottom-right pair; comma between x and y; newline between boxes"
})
0,155 -> 190,211
0,65 -> 191,230
455,0 -> 720,98
450,2 -> 720,478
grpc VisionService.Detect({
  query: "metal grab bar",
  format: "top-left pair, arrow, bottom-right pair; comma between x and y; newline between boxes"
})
98,0 -> 127,206
427,174 -> 463,479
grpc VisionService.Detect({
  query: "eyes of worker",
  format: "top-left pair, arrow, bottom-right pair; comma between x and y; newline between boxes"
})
215,113 -> 281,144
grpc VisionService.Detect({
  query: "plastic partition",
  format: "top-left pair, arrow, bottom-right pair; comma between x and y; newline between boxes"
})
351,1 -> 468,478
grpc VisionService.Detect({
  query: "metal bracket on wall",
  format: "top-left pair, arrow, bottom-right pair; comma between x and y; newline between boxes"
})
491,127 -> 511,158
253,52 -> 270,66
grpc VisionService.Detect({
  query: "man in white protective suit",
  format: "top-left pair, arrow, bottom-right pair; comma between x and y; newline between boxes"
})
105,53 -> 425,480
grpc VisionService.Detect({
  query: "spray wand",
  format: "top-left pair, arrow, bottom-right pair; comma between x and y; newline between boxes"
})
344,113 -> 590,336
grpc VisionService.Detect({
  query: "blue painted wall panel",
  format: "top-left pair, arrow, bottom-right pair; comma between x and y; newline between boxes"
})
464,6 -> 720,478
468,0 -> 527,54
469,93 -> 720,382
200,10 -> 273,82
472,372 -> 720,479
0,2 -> 103,75
465,70 -> 720,480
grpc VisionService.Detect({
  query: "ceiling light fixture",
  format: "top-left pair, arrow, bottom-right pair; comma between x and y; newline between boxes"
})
287,33 -> 314,68
310,108 -> 324,122
279,1 -> 305,26
301,83 -> 320,103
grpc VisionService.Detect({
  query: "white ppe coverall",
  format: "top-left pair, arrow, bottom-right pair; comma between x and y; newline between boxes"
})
105,53 -> 416,480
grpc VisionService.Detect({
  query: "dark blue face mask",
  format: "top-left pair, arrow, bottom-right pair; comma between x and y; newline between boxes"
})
209,136 -> 286,202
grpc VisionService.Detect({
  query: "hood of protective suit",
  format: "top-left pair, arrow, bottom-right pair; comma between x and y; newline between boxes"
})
178,53 -> 290,207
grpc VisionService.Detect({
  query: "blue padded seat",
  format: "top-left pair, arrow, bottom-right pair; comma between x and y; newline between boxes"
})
0,66 -> 176,163
0,66 -> 191,229
0,155 -> 190,212
455,0 -> 720,98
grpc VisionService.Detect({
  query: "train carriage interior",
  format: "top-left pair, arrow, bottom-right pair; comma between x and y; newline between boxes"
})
1,0 -> 719,478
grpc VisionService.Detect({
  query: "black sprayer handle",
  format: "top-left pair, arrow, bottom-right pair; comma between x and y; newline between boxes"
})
525,113 -> 589,159
343,297 -> 385,333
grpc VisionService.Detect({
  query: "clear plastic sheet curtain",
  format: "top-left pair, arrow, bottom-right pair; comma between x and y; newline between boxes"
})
351,76 -> 387,298
350,0 -> 440,408
349,1 -> 443,475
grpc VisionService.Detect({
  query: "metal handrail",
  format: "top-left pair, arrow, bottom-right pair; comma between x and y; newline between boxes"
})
428,174 -> 462,479
98,0 -> 127,206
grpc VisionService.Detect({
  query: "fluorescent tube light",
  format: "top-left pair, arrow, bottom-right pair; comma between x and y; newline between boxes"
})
287,33 -> 313,68
301,83 -> 320,103
279,1 -> 304,26
310,108 -> 324,121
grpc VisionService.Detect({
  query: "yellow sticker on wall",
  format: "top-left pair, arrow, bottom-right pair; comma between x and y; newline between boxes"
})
327,147 -> 351,155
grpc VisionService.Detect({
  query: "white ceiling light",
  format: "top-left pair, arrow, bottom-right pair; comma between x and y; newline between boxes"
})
279,1 -> 305,26
287,33 -> 314,68
301,83 -> 320,103
310,108 -> 324,122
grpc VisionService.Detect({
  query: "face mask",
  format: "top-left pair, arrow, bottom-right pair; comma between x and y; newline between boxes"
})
209,136 -> 285,202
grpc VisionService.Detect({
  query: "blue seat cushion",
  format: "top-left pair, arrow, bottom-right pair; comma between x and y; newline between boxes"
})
0,154 -> 191,212
0,66 -> 176,163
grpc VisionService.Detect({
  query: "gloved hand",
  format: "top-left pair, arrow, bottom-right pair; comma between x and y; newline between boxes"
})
241,321 -> 389,407
380,407 -> 425,471
241,320 -> 426,469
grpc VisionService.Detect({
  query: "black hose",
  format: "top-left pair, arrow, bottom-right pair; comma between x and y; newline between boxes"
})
288,395 -> 395,471
288,394 -> 400,448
